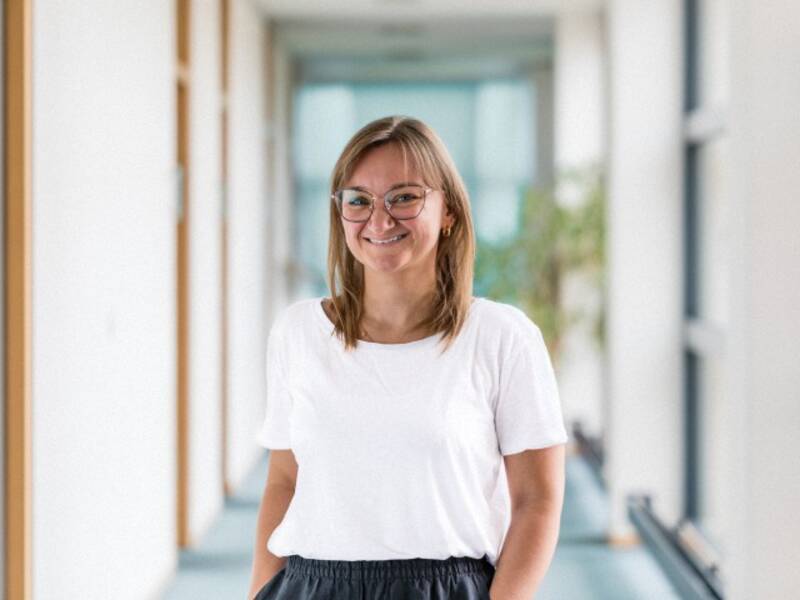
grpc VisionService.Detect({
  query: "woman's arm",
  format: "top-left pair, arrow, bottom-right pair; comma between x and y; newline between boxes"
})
489,444 -> 566,600
247,449 -> 298,600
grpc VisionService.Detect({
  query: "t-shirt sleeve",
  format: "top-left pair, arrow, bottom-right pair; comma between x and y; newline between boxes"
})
494,317 -> 569,455
255,319 -> 292,449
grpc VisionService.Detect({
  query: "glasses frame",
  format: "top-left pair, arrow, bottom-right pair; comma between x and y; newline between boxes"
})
331,185 -> 435,223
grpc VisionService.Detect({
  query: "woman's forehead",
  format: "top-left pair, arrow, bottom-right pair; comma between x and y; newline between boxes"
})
344,144 -> 424,188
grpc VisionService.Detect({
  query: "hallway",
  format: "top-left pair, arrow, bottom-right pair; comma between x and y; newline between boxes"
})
6,1 -> 800,598
162,450 -> 679,600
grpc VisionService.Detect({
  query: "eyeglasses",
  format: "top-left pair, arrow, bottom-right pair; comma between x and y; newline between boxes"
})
331,184 -> 434,223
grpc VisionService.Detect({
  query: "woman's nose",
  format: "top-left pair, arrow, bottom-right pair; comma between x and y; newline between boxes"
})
366,201 -> 396,231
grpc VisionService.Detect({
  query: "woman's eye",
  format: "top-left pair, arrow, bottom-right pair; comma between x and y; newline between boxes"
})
391,194 -> 414,204
347,196 -> 370,206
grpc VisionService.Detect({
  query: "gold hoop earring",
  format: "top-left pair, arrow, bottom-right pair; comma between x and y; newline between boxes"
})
442,224 -> 452,237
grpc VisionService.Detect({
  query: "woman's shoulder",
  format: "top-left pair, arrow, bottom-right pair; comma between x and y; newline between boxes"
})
269,297 -> 321,337
471,297 -> 544,351
473,297 -> 541,333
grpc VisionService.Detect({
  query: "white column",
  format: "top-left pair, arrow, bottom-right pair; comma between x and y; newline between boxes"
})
227,0 -> 270,488
32,2 -> 178,596
726,1 -> 800,597
188,0 -> 224,543
269,31 -> 295,309
553,10 -> 606,442
605,0 -> 684,539
555,10 -> 605,198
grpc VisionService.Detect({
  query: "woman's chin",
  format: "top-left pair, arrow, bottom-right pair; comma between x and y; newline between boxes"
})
364,258 -> 409,274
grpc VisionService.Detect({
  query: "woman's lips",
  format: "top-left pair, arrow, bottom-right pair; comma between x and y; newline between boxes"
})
365,233 -> 409,245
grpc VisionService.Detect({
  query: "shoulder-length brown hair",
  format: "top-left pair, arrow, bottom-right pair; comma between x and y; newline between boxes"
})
325,115 -> 476,355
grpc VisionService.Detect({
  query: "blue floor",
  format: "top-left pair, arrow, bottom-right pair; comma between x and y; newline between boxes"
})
162,451 -> 680,600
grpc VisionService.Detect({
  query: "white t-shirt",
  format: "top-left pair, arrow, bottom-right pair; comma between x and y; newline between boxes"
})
255,295 -> 569,568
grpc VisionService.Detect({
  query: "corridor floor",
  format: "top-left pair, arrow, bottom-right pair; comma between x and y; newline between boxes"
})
162,449 -> 680,600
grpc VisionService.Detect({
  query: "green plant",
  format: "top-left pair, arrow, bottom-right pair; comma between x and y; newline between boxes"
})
474,167 -> 606,365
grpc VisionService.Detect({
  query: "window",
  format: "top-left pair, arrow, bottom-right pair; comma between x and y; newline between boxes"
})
682,0 -> 729,588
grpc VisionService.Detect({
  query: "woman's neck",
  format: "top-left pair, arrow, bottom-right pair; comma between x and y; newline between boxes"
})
359,269 -> 437,343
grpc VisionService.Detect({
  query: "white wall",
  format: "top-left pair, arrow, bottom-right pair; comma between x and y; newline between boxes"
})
269,31 -> 296,310
553,10 -> 606,441
31,0 -> 291,595
226,0 -> 272,489
32,2 -> 177,598
187,0 -> 225,545
726,1 -> 800,597
605,0 -> 684,538
554,12 -> 605,176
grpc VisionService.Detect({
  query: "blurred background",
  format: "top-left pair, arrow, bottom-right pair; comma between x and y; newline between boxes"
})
3,0 -> 799,599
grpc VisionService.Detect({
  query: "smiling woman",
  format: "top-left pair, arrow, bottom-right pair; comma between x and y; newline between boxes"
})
331,143 -> 455,307
249,115 -> 569,600
323,117 -> 473,349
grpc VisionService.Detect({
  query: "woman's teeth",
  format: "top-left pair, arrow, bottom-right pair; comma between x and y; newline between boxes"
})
368,234 -> 407,245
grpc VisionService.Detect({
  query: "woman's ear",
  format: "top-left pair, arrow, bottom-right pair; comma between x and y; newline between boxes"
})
441,199 -> 456,228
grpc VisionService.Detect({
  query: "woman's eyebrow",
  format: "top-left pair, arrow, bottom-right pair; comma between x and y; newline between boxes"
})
348,181 -> 423,192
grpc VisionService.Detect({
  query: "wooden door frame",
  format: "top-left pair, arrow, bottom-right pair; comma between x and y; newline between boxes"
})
4,0 -> 33,597
176,0 -> 191,547
220,0 -> 231,497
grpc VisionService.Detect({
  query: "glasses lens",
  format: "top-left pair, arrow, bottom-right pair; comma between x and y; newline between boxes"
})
338,190 -> 373,221
336,186 -> 427,221
387,186 -> 425,219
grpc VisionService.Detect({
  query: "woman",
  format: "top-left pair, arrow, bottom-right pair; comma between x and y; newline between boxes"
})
248,116 -> 568,600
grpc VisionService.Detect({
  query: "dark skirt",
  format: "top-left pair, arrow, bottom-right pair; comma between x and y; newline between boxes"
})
252,554 -> 496,600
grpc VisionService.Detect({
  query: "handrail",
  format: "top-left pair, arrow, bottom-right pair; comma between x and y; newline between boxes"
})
627,494 -> 724,600
571,422 -> 605,488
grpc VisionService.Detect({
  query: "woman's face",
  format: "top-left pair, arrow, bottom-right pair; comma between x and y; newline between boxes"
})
339,143 -> 454,277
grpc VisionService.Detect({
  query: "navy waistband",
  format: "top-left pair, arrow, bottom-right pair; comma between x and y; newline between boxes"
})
284,554 -> 494,580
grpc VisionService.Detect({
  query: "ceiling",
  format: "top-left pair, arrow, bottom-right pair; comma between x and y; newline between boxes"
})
256,0 -> 601,21
275,17 -> 555,82
256,1 -> 602,82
